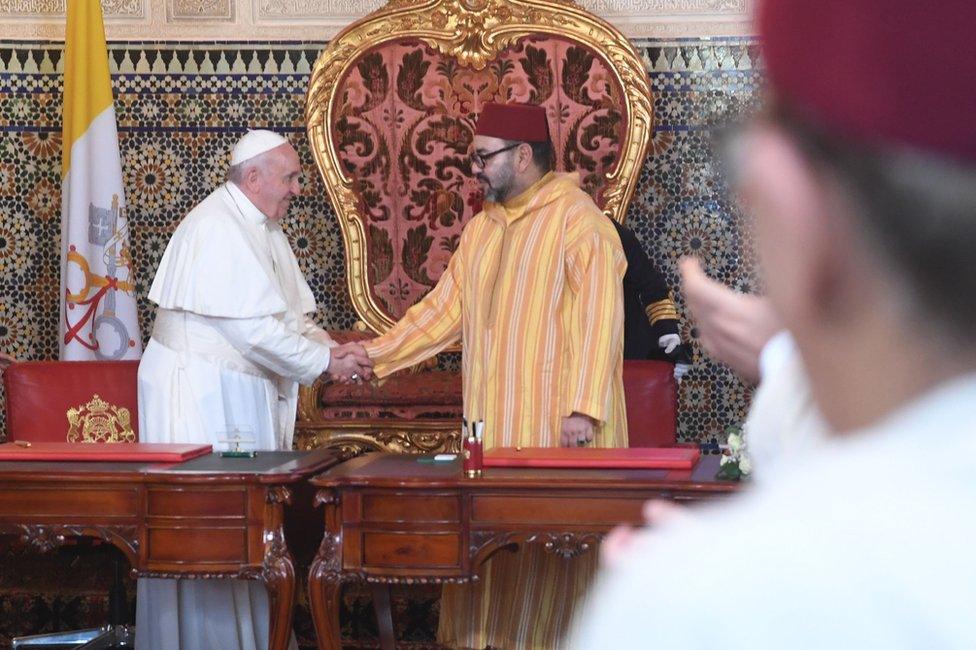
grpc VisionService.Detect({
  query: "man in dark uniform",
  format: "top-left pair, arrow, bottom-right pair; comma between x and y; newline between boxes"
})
610,219 -> 691,380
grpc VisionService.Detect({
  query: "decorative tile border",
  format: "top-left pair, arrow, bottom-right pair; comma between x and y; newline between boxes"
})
0,38 -> 761,446
0,0 -> 756,40
0,38 -> 760,75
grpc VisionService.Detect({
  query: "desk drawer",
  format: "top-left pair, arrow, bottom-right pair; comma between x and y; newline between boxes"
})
359,532 -> 461,569
0,485 -> 139,518
147,487 -> 247,519
360,493 -> 460,524
147,527 -> 247,563
471,494 -> 647,526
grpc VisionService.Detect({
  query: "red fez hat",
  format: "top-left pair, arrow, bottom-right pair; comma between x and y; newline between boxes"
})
475,102 -> 551,143
760,0 -> 976,163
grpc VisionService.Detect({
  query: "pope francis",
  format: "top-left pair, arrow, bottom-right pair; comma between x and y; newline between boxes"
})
135,130 -> 370,649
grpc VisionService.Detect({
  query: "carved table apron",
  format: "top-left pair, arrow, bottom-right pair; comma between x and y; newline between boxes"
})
308,452 -> 737,650
0,449 -> 341,650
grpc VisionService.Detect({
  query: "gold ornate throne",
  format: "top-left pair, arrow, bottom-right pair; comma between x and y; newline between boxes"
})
297,0 -> 653,455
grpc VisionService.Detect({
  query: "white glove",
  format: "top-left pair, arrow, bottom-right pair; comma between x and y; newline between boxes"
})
673,363 -> 691,383
658,334 -> 681,355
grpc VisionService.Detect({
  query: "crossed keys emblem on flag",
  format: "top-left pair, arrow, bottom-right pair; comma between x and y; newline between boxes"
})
63,194 -> 137,359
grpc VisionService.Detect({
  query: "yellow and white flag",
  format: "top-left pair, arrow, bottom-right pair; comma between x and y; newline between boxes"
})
59,0 -> 142,360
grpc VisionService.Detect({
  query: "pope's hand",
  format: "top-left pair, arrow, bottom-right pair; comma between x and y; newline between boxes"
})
560,412 -> 597,447
325,343 -> 373,384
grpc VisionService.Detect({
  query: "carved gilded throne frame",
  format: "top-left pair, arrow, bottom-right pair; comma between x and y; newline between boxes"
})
305,0 -> 654,334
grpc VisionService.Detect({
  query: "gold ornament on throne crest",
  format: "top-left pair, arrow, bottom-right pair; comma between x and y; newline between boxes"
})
306,0 -> 653,335
66,394 -> 137,443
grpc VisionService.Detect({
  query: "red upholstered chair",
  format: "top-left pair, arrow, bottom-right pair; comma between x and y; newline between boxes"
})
4,360 -> 139,648
622,360 -> 677,447
299,0 -> 654,454
4,360 -> 140,443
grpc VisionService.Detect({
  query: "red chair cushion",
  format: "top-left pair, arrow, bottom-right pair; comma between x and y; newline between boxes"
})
3,360 -> 140,443
623,360 -> 677,447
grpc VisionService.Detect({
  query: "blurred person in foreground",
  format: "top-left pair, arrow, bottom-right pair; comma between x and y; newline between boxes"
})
680,256 -> 827,474
572,0 -> 976,647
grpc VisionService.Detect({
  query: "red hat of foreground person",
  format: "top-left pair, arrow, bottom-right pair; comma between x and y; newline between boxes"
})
475,102 -> 551,143
759,0 -> 976,163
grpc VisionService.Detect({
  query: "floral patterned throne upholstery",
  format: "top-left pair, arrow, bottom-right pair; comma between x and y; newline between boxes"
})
297,0 -> 653,455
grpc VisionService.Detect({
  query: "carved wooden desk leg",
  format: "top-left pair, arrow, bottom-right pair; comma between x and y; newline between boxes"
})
369,582 -> 396,650
265,487 -> 297,650
309,490 -> 344,650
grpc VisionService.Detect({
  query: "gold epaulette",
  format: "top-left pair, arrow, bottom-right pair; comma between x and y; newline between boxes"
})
645,297 -> 679,325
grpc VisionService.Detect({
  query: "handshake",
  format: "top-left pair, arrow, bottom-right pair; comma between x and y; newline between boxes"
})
324,342 -> 374,384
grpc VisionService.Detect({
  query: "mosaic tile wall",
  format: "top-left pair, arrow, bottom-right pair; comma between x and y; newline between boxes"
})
0,38 -> 762,445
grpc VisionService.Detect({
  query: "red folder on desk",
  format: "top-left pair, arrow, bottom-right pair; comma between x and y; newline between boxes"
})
0,442 -> 213,462
484,446 -> 699,469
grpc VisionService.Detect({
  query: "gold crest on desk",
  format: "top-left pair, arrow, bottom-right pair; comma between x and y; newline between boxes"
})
66,393 -> 136,443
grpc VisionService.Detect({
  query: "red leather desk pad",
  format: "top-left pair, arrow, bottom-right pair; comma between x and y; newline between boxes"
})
0,442 -> 213,462
483,446 -> 700,469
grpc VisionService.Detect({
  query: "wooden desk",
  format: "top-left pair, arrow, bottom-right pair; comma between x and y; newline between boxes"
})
308,452 -> 737,649
0,449 -> 340,650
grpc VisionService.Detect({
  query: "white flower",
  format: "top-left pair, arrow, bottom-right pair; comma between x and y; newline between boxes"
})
720,454 -> 732,466
739,455 -> 752,475
727,432 -> 744,454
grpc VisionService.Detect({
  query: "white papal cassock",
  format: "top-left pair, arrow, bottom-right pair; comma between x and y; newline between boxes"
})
136,181 -> 334,650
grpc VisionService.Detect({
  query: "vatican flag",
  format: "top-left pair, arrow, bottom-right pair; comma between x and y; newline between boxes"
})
59,0 -> 142,360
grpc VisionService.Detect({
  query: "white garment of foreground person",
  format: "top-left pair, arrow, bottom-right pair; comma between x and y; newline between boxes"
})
573,377 -> 976,648
744,331 -> 827,478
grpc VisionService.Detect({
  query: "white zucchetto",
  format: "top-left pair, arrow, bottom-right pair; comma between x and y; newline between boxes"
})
230,129 -> 289,166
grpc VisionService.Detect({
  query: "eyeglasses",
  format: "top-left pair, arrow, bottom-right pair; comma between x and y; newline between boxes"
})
471,142 -> 521,167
